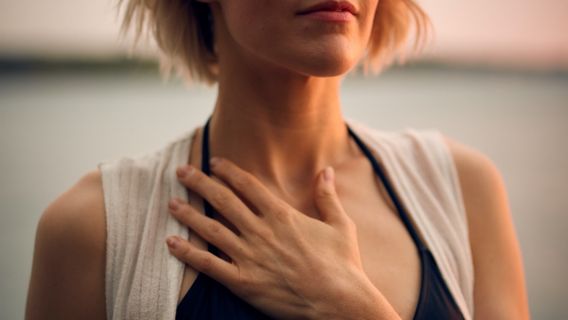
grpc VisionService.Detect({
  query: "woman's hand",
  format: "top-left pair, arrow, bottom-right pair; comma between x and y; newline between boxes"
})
166,157 -> 400,320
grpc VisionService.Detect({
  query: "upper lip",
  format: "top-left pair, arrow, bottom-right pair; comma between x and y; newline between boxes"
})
297,1 -> 359,16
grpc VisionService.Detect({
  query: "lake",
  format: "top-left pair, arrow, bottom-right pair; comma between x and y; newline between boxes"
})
1,63 -> 566,319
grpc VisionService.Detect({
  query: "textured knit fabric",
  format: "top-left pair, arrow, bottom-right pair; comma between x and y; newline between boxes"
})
98,118 -> 475,320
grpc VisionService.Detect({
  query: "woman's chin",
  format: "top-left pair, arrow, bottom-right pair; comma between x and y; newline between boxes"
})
248,46 -> 359,78
294,47 -> 359,77
297,58 -> 357,77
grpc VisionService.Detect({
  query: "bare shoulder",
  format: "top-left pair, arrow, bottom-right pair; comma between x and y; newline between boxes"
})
26,169 -> 107,320
37,169 -> 106,259
441,135 -> 530,319
39,169 -> 106,237
441,135 -> 503,194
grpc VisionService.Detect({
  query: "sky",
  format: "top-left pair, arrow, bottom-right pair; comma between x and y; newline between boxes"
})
0,0 -> 567,69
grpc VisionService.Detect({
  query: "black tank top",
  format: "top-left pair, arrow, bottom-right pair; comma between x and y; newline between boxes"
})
176,117 -> 465,319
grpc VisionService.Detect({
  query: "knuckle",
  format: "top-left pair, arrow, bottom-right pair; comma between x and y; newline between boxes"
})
232,174 -> 251,190
316,187 -> 334,199
179,243 -> 192,259
191,171 -> 205,184
206,221 -> 223,237
199,255 -> 213,273
256,225 -> 276,243
270,205 -> 292,224
236,244 -> 252,259
214,157 -> 225,168
177,202 -> 192,215
211,191 -> 231,209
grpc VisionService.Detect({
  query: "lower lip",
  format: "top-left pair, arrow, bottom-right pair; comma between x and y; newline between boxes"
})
299,11 -> 355,22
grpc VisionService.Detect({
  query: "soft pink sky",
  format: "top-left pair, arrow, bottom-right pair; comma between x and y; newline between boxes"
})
0,0 -> 566,69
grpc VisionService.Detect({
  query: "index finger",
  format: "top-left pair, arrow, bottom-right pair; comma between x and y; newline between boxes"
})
176,165 -> 260,234
208,157 -> 286,217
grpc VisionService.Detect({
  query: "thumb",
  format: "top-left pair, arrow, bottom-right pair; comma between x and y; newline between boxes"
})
313,166 -> 348,227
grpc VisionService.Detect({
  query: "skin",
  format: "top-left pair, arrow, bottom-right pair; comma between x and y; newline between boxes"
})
25,0 -> 530,319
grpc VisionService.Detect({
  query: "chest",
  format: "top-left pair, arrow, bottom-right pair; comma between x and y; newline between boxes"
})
333,163 -> 423,320
178,129 -> 424,319
178,170 -> 423,320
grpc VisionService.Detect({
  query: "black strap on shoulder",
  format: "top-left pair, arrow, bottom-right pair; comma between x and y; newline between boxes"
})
346,124 -> 427,252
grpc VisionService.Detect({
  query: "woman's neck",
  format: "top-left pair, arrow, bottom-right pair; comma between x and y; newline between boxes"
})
208,72 -> 355,202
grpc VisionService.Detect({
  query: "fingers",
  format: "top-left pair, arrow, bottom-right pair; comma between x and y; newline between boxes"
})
166,235 -> 239,287
313,166 -> 352,229
168,198 -> 245,257
176,165 -> 260,233
209,157 -> 284,216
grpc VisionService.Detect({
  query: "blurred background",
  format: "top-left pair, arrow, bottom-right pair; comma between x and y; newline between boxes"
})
1,0 -> 566,319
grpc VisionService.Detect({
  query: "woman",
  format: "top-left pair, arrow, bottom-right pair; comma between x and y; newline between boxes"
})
26,0 -> 530,319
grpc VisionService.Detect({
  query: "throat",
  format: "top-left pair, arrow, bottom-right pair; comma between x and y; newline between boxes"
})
205,109 -> 355,190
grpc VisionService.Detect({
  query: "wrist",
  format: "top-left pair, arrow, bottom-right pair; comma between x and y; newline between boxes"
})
310,268 -> 401,320
356,278 -> 402,320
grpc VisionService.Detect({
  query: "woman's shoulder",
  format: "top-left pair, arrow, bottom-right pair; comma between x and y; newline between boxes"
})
354,119 -> 505,217
38,169 -> 106,267
35,124 -> 199,249
348,118 -> 497,184
347,119 -> 464,181
27,127 -> 200,319
96,129 -> 199,318
35,127 -> 196,250
37,169 -> 106,259
28,169 -> 107,319
96,128 -> 198,217
436,133 -> 530,319
40,169 -> 106,245
347,118 -> 451,153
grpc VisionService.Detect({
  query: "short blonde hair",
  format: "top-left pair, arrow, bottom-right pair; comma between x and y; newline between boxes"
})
120,0 -> 431,86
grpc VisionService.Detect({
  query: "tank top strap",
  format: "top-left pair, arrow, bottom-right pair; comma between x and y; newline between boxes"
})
346,123 -> 429,253
200,116 -> 222,256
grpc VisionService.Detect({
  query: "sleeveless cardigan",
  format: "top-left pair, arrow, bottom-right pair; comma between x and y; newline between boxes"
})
97,118 -> 475,320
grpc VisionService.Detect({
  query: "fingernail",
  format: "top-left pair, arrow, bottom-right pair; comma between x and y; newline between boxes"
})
176,167 -> 186,178
166,236 -> 178,249
168,198 -> 179,211
177,166 -> 194,178
210,157 -> 221,168
324,166 -> 334,182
